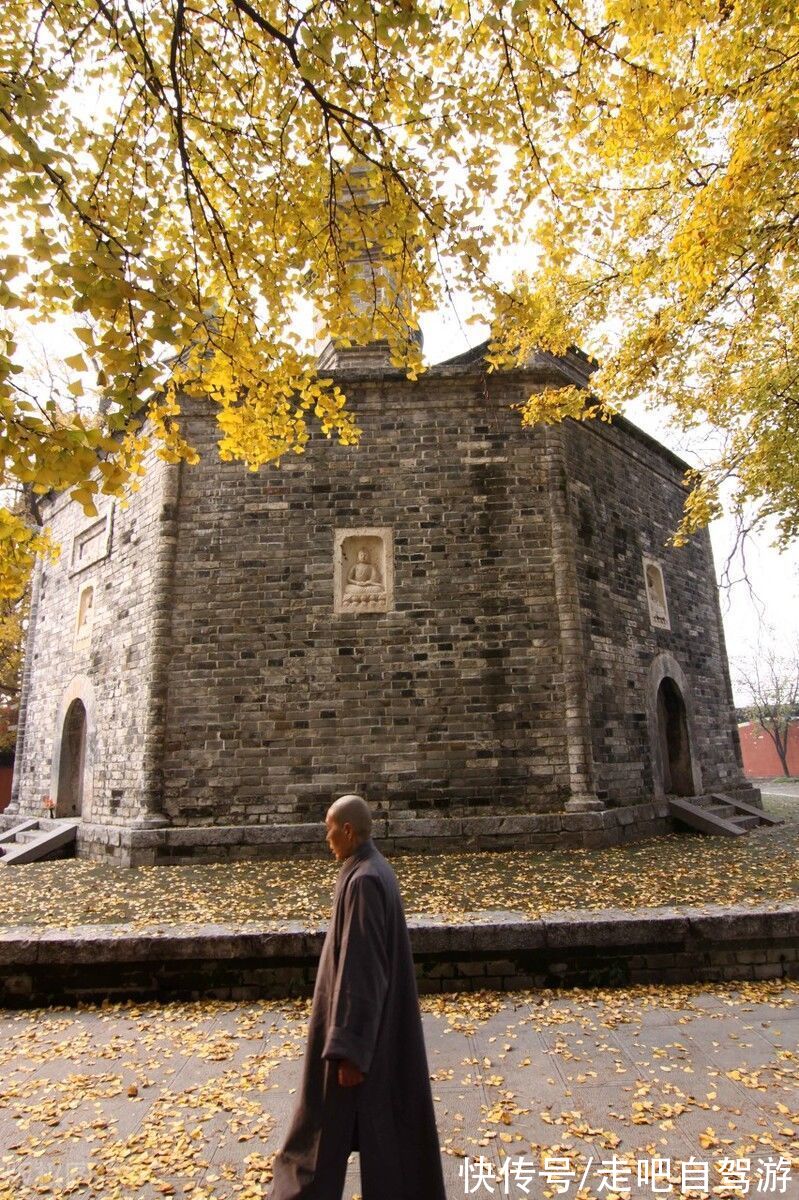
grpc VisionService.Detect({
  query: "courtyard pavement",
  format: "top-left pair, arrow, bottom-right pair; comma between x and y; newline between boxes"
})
759,781 -> 799,804
1,981 -> 797,1199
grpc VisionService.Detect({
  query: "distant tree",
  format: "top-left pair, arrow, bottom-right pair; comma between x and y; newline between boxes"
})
0,485 -> 50,755
736,648 -> 799,778
0,702 -> 19,758
0,587 -> 27,756
0,592 -> 25,703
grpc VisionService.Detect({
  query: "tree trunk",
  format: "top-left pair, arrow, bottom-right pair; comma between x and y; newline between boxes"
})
767,727 -> 791,777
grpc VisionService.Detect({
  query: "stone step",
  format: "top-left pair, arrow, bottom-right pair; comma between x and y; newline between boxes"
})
668,792 -> 783,838
705,804 -> 737,818
0,821 -> 79,865
667,796 -> 743,837
690,796 -> 728,811
708,793 -> 783,826
13,829 -> 44,843
0,818 -> 40,848
730,814 -> 762,831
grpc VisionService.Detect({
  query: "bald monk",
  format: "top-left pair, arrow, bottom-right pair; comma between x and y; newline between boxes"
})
270,795 -> 447,1200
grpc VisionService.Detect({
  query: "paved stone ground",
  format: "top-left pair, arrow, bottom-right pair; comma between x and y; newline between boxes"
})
1,980 -> 797,1199
760,782 -> 799,804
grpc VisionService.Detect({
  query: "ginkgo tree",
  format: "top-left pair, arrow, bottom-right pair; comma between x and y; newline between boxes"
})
1,0 -> 798,604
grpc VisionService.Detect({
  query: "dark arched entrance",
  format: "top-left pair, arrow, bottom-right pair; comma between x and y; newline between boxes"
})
656,678 -> 695,796
56,699 -> 87,818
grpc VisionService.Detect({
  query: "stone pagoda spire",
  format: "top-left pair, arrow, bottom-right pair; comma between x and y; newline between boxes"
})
315,160 -> 422,372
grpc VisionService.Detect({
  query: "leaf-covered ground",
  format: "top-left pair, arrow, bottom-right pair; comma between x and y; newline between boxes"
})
753,786 -> 799,824
1,980 -> 797,1200
0,791 -> 796,931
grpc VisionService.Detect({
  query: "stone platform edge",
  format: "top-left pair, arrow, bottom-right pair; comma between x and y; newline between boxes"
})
73,800 -> 677,863
0,900 -> 796,1008
2,791 -> 764,864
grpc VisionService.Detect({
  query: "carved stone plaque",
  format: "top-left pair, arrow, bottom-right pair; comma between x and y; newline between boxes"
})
643,557 -> 671,631
74,584 -> 95,649
69,508 -> 113,576
334,528 -> 393,615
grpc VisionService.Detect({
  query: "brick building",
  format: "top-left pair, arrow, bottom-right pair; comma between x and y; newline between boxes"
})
5,340 -> 757,864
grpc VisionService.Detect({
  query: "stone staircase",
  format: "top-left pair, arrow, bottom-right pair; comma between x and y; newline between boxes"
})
0,819 -> 80,865
668,792 -> 782,837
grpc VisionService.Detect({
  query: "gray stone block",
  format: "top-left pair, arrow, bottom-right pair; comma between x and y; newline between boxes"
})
561,812 -> 606,831
615,807 -> 638,826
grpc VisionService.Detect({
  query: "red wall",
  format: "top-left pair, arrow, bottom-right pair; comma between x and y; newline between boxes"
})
0,765 -> 12,812
738,720 -> 799,778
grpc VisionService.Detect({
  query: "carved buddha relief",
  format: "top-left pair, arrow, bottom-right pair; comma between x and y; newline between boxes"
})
334,528 -> 393,614
345,546 -> 385,605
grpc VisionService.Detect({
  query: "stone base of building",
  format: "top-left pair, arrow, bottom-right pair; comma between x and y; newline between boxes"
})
70,800 -> 673,865
0,787 -> 761,866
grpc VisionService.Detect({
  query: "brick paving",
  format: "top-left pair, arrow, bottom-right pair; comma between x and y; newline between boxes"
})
1,980 -> 797,1199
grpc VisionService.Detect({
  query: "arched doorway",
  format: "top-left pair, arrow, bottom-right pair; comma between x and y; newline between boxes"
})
656,678 -> 695,796
56,699 -> 87,817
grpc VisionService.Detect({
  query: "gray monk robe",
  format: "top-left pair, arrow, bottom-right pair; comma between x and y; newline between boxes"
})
270,838 -> 446,1200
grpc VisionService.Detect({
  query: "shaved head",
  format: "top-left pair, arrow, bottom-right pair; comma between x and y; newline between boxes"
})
327,794 -> 373,840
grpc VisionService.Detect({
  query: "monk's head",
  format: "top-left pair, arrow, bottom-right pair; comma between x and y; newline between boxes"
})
325,794 -> 372,861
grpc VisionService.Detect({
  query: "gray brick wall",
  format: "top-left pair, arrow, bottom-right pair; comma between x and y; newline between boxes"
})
10,448 -> 172,826
8,349 -> 748,852
160,372 -> 574,824
562,417 -> 747,805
